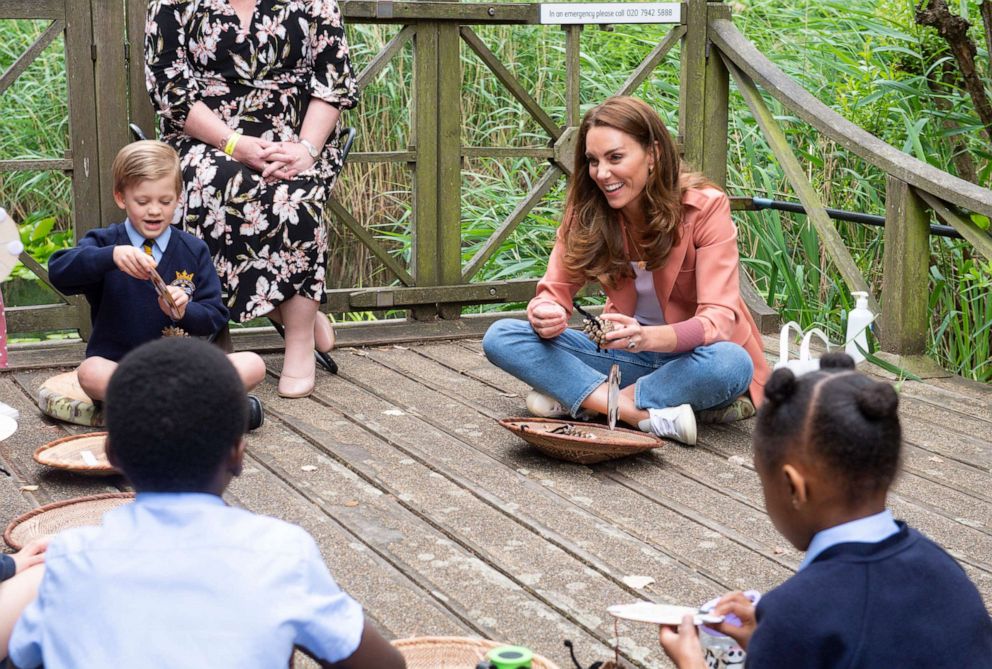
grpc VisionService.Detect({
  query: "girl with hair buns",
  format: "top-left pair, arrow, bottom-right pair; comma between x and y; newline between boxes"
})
483,96 -> 769,444
659,353 -> 992,668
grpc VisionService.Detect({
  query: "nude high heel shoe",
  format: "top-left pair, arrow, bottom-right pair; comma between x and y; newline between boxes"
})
314,313 -> 335,353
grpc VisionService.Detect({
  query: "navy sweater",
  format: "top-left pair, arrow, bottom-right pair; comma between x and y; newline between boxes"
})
49,223 -> 228,361
747,524 -> 992,668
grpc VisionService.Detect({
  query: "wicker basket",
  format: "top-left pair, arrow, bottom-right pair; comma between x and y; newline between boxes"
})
37,370 -> 104,427
4,492 -> 134,550
392,636 -> 560,669
498,417 -> 662,464
33,432 -> 117,476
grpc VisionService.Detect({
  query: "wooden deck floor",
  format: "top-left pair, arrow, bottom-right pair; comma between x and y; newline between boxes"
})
2,332 -> 991,668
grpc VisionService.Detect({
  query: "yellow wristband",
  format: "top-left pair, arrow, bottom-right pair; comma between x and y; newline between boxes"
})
223,131 -> 242,156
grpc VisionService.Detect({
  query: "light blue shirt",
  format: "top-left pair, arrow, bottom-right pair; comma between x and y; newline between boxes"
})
124,219 -> 172,263
9,493 -> 364,669
799,509 -> 900,571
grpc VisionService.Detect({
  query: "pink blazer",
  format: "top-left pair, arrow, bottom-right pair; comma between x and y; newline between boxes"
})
528,187 -> 770,405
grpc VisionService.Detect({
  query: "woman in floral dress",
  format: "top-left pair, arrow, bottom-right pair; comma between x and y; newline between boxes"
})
145,0 -> 358,398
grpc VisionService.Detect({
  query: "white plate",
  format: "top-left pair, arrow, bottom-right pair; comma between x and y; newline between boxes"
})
608,601 -> 724,626
0,415 -> 17,441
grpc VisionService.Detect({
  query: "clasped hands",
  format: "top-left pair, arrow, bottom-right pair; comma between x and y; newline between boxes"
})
529,302 -> 651,352
229,135 -> 316,182
112,247 -> 189,320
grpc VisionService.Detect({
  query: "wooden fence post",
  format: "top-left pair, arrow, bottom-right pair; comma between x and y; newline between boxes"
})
127,0 -> 156,136
91,0 -> 130,226
436,21 -> 463,320
880,177 -> 929,356
411,23 -> 440,320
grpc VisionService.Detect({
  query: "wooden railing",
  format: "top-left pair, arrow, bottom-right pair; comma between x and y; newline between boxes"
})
2,0 -> 990,364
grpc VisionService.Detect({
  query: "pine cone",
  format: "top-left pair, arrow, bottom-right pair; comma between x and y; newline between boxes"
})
161,325 -> 190,338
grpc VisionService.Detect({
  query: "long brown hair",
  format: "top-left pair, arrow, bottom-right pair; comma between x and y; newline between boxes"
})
561,96 -> 716,289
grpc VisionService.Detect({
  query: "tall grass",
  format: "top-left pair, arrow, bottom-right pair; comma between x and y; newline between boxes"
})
1,1 -> 989,380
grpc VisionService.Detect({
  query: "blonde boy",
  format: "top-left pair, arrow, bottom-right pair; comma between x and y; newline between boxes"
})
48,141 -> 265,413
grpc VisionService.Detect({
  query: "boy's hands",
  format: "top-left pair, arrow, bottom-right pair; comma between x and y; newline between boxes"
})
658,615 -> 708,669
711,591 -> 758,649
114,245 -> 157,280
159,285 -> 188,320
11,536 -> 50,574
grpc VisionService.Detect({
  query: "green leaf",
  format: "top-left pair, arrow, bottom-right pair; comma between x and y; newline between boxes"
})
970,213 -> 990,231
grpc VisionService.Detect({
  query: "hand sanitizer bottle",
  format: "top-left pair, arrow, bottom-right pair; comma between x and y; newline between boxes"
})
845,291 -> 873,364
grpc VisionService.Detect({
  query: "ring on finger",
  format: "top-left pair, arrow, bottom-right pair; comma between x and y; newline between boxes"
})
627,337 -> 637,350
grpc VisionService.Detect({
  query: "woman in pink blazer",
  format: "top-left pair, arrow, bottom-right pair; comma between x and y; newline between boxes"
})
483,97 -> 769,445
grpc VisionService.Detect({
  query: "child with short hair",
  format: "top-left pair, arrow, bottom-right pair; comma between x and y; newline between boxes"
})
48,141 -> 265,419
659,353 -> 992,668
8,337 -> 406,668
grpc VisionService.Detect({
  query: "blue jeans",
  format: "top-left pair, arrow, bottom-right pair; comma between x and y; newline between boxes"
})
482,318 -> 754,417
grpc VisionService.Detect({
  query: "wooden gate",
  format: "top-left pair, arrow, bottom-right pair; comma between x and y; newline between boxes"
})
1,0 -> 152,335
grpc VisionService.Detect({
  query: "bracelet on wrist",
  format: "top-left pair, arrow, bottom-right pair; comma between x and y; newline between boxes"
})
223,131 -> 242,157
299,138 -> 320,160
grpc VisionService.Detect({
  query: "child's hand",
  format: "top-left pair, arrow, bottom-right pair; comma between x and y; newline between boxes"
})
113,245 -> 157,280
712,591 -> 758,649
11,536 -> 50,574
159,285 -> 188,320
658,615 -> 708,669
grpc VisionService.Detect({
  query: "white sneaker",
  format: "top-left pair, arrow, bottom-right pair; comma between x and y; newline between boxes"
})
526,390 -> 569,418
638,404 -> 697,446
0,401 -> 18,420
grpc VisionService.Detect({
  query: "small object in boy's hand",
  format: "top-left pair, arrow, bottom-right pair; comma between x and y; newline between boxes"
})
573,301 -> 617,350
161,325 -> 189,338
607,601 -> 724,626
149,268 -> 181,320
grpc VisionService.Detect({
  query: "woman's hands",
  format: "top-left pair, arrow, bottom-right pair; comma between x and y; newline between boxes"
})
599,313 -> 677,353
529,302 -> 568,339
260,142 -> 317,181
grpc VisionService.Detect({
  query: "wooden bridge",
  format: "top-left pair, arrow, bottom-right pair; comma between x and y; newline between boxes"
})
2,0 -> 991,666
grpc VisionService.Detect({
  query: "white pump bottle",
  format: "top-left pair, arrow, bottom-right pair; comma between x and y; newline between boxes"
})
845,291 -> 873,364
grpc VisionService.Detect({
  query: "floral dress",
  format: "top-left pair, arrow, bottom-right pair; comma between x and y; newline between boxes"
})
145,0 -> 358,321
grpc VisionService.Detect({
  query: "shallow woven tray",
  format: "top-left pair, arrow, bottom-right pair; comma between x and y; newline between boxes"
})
498,417 -> 663,464
33,432 -> 117,476
392,636 -> 560,669
37,370 -> 104,427
4,492 -> 134,550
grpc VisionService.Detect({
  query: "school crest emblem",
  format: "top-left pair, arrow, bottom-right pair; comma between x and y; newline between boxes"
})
171,269 -> 195,296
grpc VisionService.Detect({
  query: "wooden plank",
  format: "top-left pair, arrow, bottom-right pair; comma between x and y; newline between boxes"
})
461,166 -> 562,281
92,0 -> 131,226
125,0 -> 155,137
880,177 -> 929,355
64,0 -> 104,239
326,198 -> 415,286
411,22 -> 439,320
340,1 -> 541,24
226,455 -> 473,639
373,344 -> 795,590
738,266 -> 779,334
725,57 -> 880,315
564,25 -> 581,127
917,190 -> 992,262
248,382 -> 620,667
4,303 -> 81,336
678,0 -> 706,165
616,25 -> 684,97
356,24 -> 415,91
436,21 -> 462,320
462,147 -> 554,159
0,0 -> 63,19
346,151 -> 417,163
709,18 -> 992,219
344,279 -> 540,309
0,159 -> 73,172
0,19 -> 64,97
460,27 -> 561,140
701,3 -> 729,186
3,370 -> 119,503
